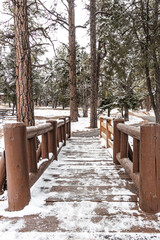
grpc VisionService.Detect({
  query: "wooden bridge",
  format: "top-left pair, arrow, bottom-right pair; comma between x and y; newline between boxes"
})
0,116 -> 160,237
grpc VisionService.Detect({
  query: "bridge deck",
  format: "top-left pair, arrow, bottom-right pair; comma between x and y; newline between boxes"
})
0,131 -> 160,238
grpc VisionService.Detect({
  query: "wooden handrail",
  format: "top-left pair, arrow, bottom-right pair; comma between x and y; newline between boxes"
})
2,115 -> 71,211
117,123 -> 140,140
113,119 -> 160,213
101,116 -> 160,213
100,116 -> 114,148
57,120 -> 65,128
27,123 -> 53,139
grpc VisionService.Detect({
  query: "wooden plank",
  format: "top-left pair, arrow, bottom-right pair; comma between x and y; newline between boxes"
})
140,124 -> 160,213
116,152 -> 140,188
120,132 -> 128,159
117,123 -> 140,140
0,151 -> 6,192
156,125 -> 160,213
133,138 -> 139,173
101,132 -> 106,140
113,119 -> 124,164
101,122 -> 106,129
46,194 -> 137,203
108,125 -> 113,135
108,139 -> 113,149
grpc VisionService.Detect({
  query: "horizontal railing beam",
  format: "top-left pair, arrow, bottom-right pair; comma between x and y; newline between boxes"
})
117,123 -> 140,140
116,152 -> 140,188
27,123 -> 53,139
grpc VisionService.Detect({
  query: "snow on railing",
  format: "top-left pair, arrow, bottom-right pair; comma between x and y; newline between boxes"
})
100,116 -> 160,214
0,116 -> 71,211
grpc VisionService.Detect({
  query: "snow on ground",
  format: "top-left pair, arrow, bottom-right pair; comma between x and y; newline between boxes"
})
0,133 -> 160,239
0,107 -> 159,239
0,106 -> 146,154
1,232 -> 160,240
0,107 -> 94,153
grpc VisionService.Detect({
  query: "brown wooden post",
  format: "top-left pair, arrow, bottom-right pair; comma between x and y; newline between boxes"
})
66,120 -> 68,137
133,138 -> 140,173
28,136 -> 37,173
61,126 -> 63,142
120,132 -> 128,159
63,118 -> 66,146
57,127 -> 59,147
140,124 -> 160,213
48,130 -> 54,154
113,119 -> 124,164
36,143 -> 42,162
68,116 -> 71,138
3,123 -> 30,211
60,117 -> 66,146
59,126 -> 62,142
42,133 -> 48,159
106,119 -> 111,148
100,117 -> 103,138
47,120 -> 58,160
0,152 -> 6,193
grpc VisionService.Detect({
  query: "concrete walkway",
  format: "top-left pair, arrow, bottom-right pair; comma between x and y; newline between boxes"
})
0,130 -> 160,239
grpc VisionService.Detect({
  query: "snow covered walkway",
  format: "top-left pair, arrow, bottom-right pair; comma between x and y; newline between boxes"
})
0,131 -> 160,239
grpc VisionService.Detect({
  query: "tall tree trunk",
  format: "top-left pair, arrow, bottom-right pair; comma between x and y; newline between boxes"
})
82,79 -> 88,117
68,0 -> 78,122
108,108 -> 111,117
13,0 -> 35,126
145,95 -> 150,111
124,105 -> 129,121
90,0 -> 98,128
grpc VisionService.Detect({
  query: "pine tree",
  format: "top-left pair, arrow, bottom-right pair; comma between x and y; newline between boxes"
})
68,0 -> 78,121
90,0 -> 98,128
13,0 -> 34,126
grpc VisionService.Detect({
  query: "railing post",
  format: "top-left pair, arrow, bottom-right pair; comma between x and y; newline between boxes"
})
100,117 -> 103,138
0,151 -> 6,193
120,132 -> 128,159
47,120 -> 58,160
60,117 -> 66,146
140,124 -> 160,213
133,138 -> 140,173
64,118 -> 66,145
28,136 -> 37,173
57,127 -> 60,147
68,116 -> 71,138
36,142 -> 42,162
113,119 -> 124,164
3,123 -> 30,211
106,119 -> 111,148
42,133 -> 48,159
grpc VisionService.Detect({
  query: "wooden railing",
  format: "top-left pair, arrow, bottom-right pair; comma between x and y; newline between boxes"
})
0,116 -> 71,211
100,116 -> 114,148
100,117 -> 160,214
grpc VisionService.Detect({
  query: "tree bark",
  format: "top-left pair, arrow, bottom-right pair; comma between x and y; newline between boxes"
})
68,0 -> 78,122
13,0 -> 35,126
90,0 -> 98,128
82,78 -> 88,117
124,105 -> 129,121
146,95 -> 150,112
